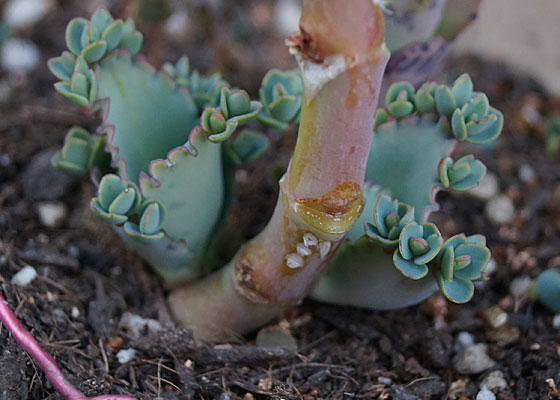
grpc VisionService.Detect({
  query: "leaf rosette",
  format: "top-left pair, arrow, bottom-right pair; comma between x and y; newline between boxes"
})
439,154 -> 486,191
91,174 -> 142,224
393,222 -> 443,280
434,234 -> 490,303
365,194 -> 414,247
256,69 -> 303,130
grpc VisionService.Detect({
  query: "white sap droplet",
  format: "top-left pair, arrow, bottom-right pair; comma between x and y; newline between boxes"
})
302,233 -> 318,248
296,243 -> 312,257
319,241 -> 331,259
286,253 -> 304,269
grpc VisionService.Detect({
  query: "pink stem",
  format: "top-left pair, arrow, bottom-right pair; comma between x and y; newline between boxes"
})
0,292 -> 135,400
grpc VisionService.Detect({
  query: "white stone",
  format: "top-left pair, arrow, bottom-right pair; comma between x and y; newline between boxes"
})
476,386 -> 496,400
274,0 -> 301,37
120,312 -> 162,340
164,8 -> 190,39
286,253 -> 304,269
510,276 -> 532,299
485,195 -> 515,225
4,0 -> 53,29
455,331 -> 475,351
116,348 -> 136,364
518,164 -> 536,183
480,370 -> 507,392
453,344 -> 495,374
37,201 -> 67,228
1,38 -> 40,73
484,306 -> 508,329
71,306 -> 80,318
11,266 -> 37,286
553,314 -> 560,329
377,376 -> 392,385
467,172 -> 499,201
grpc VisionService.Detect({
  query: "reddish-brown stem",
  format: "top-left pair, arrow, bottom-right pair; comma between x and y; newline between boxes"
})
0,292 -> 135,400
169,0 -> 390,340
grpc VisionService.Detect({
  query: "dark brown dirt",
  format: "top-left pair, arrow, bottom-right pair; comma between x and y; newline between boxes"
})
1,1 -> 559,399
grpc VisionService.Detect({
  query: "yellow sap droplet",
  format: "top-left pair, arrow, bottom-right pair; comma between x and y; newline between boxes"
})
293,181 -> 364,236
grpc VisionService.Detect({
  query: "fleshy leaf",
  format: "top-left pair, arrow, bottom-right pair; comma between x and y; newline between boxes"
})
312,239 -> 437,309
96,53 -> 199,183
536,269 -> 560,313
139,132 -> 224,252
224,129 -> 270,166
394,251 -> 429,280
436,273 -> 474,303
66,18 -> 88,56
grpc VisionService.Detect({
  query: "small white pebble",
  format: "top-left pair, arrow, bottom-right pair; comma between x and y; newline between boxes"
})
510,276 -> 532,299
433,316 -> 447,330
485,195 -> 515,225
303,233 -> 318,248
4,0 -> 53,28
1,38 -> 41,73
521,104 -> 541,125
467,172 -> 499,201
518,164 -> 536,183
296,243 -> 312,257
552,314 -> 560,329
455,331 -> 475,351
453,344 -> 495,374
71,306 -> 80,318
37,201 -> 67,228
480,370 -> 507,392
286,253 -> 304,269
0,154 -> 10,166
476,385 -> 496,400
484,306 -> 508,328
164,8 -> 190,39
11,266 -> 37,286
120,312 -> 162,340
116,348 -> 136,364
377,376 -> 392,385
319,241 -> 331,259
184,359 -> 194,369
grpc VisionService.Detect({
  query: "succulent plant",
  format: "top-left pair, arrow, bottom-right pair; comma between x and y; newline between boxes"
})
0,2 -> 525,398
434,234 -> 490,303
257,69 -> 303,130
44,1 -> 496,340
534,269 -> 560,313
311,73 -> 501,309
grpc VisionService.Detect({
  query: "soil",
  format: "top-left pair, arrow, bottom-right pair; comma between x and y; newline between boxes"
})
1,1 -> 560,399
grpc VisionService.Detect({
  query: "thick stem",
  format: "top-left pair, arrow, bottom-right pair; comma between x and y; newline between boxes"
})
169,0 -> 390,340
